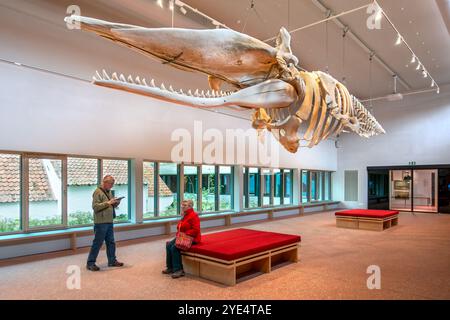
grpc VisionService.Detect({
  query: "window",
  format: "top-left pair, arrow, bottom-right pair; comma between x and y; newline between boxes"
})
219,166 -> 233,211
262,168 -> 272,206
0,153 -> 21,233
245,167 -> 260,208
103,159 -> 129,222
201,165 -> 215,212
302,170 -> 310,203
143,161 -> 155,219
283,169 -> 293,205
311,171 -> 317,201
28,157 -> 63,228
67,157 -> 98,226
184,165 -> 198,211
273,169 -> 282,205
159,163 -> 179,216
324,172 -> 332,201
317,171 -> 324,201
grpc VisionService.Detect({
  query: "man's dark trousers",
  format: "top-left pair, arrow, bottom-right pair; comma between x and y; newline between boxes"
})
87,223 -> 116,266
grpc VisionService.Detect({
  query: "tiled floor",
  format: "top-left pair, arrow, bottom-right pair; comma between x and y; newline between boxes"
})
1,211 -> 449,299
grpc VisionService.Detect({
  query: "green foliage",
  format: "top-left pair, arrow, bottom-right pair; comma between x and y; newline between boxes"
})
69,211 -> 93,226
0,217 -> 20,233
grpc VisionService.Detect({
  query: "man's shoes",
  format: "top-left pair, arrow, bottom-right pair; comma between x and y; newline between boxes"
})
162,268 -> 173,275
171,270 -> 185,279
108,261 -> 124,267
86,264 -> 100,271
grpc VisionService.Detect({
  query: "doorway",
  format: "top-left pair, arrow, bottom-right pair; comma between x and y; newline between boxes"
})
389,169 -> 438,213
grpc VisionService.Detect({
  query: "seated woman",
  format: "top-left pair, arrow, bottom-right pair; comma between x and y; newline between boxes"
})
162,199 -> 201,278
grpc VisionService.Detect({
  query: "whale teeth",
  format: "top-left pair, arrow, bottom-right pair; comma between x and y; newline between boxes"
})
95,70 -> 102,80
150,79 -> 156,87
169,85 -> 175,92
112,72 -> 119,81
92,75 -> 98,81
142,78 -> 148,86
194,89 -> 199,96
188,90 -> 193,96
135,76 -> 141,85
201,90 -> 205,97
160,83 -> 166,90
127,75 -> 134,83
119,74 -> 126,82
179,89 -> 184,95
102,69 -> 110,80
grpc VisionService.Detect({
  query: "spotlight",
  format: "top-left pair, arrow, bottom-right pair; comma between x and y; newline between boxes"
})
395,34 -> 402,45
423,70 -> 428,78
437,87 -> 440,94
169,0 -> 174,11
431,80 -> 435,87
179,6 -> 187,14
416,62 -> 421,70
410,55 -> 416,63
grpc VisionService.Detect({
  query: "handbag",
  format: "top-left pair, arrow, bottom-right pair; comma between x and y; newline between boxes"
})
175,232 -> 194,251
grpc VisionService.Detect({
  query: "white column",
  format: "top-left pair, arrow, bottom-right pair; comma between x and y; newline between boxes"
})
130,158 -> 143,224
293,168 -> 300,205
233,165 -> 243,212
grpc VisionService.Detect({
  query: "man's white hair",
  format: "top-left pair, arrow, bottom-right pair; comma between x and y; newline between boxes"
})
103,175 -> 115,183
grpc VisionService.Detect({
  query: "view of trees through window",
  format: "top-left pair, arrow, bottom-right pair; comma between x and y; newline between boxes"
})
201,165 -> 215,212
184,165 -> 198,211
158,162 -> 178,217
219,166 -> 233,210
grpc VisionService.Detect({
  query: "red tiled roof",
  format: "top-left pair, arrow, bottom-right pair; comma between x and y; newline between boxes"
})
0,154 -> 21,203
0,155 -> 172,203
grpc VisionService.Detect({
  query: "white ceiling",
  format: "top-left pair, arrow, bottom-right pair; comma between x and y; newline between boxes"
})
183,0 -> 450,99
32,0 -> 450,100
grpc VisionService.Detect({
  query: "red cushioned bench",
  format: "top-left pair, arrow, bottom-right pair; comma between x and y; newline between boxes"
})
181,228 -> 301,286
335,209 -> 399,231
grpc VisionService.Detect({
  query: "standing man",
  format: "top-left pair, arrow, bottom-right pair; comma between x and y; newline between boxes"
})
86,175 -> 124,271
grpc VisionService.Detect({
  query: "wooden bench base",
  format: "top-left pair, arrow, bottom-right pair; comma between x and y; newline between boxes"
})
181,243 -> 299,286
336,215 -> 398,231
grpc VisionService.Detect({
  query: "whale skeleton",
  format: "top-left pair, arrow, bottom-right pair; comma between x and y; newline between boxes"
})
65,15 -> 385,153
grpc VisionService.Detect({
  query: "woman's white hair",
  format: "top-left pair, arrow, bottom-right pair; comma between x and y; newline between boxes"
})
183,199 -> 194,208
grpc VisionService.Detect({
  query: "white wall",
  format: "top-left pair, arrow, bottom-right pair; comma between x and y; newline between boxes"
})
0,0 -> 337,171
335,85 -> 450,208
